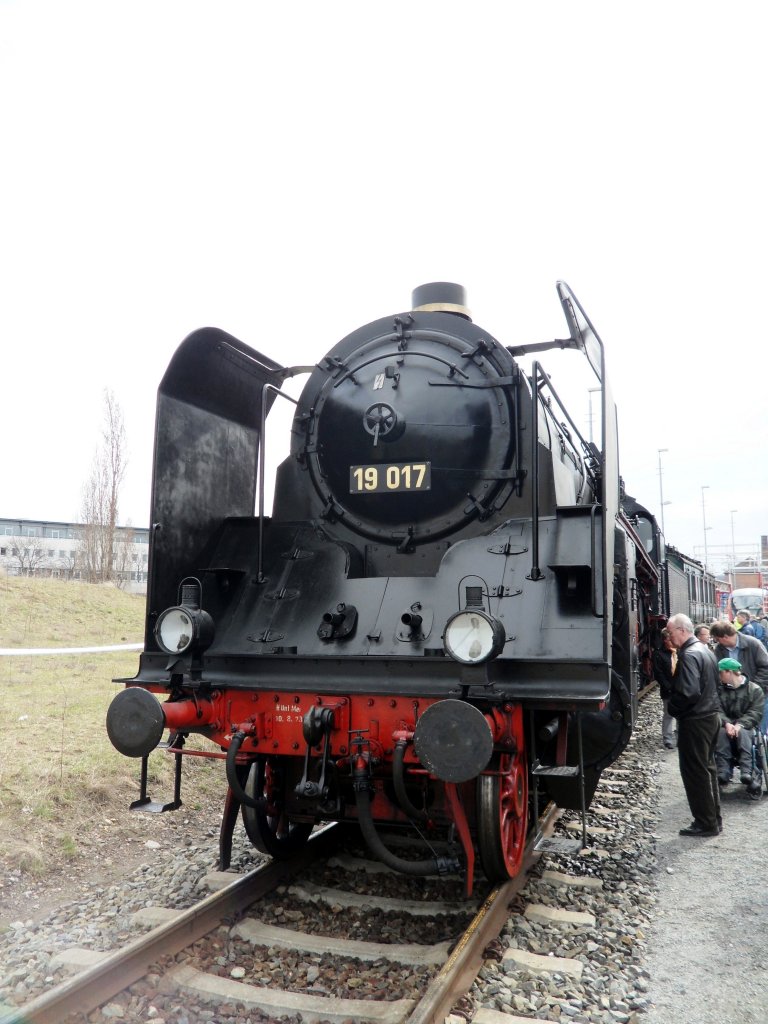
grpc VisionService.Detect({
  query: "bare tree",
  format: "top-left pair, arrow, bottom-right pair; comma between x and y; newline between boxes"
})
7,534 -> 47,576
79,390 -> 128,583
113,522 -> 136,589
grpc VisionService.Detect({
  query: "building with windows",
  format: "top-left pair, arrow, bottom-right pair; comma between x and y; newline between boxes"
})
0,517 -> 150,593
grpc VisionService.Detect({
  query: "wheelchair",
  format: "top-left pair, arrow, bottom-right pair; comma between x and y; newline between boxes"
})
747,727 -> 768,800
717,726 -> 768,800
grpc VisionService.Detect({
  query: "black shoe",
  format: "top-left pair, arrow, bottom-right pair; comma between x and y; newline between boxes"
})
664,742 -> 676,749
679,822 -> 719,837
717,816 -> 723,833
741,772 -> 753,785
718,773 -> 731,785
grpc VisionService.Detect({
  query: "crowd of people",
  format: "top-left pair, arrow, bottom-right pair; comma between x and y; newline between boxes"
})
653,609 -> 768,838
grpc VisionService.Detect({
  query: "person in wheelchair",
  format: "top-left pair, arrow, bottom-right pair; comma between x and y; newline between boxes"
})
715,657 -> 765,791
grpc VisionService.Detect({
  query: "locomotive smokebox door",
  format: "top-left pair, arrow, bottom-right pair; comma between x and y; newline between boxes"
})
413,699 -> 493,783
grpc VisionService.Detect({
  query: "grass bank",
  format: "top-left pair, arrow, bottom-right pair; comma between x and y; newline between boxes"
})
0,576 -> 221,875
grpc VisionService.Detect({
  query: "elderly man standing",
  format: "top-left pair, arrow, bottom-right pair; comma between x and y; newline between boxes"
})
666,613 -> 722,836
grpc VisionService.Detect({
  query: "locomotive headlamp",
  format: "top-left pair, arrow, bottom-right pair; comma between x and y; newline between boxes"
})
154,578 -> 214,656
443,609 -> 505,665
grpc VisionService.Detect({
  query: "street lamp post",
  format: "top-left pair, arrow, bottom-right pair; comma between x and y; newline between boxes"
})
730,509 -> 738,578
701,485 -> 711,570
657,448 -> 670,537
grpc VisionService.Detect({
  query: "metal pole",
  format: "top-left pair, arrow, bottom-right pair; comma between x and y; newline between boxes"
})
657,448 -> 668,537
701,485 -> 710,570
730,509 -> 738,578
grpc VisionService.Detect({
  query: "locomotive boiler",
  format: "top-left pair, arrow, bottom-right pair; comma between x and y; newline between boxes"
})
107,282 -> 658,894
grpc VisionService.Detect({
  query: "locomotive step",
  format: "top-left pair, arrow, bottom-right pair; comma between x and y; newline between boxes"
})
531,762 -> 580,778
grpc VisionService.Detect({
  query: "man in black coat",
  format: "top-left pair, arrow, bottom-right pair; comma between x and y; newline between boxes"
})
710,621 -> 768,693
666,613 -> 722,836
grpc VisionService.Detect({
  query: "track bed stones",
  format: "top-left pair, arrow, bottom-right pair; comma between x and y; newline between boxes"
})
1,696 -> 665,1024
469,696 -> 661,1022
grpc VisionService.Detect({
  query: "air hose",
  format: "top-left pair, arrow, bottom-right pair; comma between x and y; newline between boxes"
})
225,731 -> 263,811
352,761 -> 458,876
393,739 -> 429,823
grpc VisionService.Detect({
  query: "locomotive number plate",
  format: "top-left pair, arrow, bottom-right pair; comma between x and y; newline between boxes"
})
350,462 -> 431,493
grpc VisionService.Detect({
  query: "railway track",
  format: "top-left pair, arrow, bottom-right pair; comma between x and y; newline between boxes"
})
2,692 -> 659,1024
1,802 -> 565,1024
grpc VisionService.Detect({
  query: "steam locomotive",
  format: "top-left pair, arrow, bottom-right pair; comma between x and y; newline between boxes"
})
107,282 -> 659,894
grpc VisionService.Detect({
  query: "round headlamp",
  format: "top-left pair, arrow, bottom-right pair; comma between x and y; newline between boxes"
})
155,605 -> 214,656
443,609 -> 505,664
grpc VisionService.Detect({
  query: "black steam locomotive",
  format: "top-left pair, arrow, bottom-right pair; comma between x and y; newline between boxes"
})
107,282 -> 659,894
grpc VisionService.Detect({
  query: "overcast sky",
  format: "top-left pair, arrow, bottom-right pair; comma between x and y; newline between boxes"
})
2,1 -> 765,574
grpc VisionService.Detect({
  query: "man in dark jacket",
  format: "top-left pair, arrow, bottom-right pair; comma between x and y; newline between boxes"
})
666,613 -> 722,836
715,657 -> 765,789
711,620 -> 768,734
710,621 -> 768,692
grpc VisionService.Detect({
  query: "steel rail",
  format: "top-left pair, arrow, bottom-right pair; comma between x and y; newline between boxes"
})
0,824 -> 339,1024
407,682 -> 656,1022
406,801 -> 561,1024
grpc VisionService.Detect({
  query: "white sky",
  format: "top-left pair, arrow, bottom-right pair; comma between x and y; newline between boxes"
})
2,1 -> 766,574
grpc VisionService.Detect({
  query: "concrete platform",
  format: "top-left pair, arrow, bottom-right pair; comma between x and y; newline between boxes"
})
644,736 -> 768,1023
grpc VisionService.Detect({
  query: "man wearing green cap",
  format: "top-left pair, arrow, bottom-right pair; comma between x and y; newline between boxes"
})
715,657 -> 765,790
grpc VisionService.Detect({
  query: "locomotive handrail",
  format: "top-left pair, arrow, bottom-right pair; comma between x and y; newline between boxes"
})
331,348 -> 471,387
530,361 -> 596,478
527,362 -> 543,581
529,359 -> 605,601
426,376 -> 517,388
257,382 -> 299,584
591,504 -> 601,617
